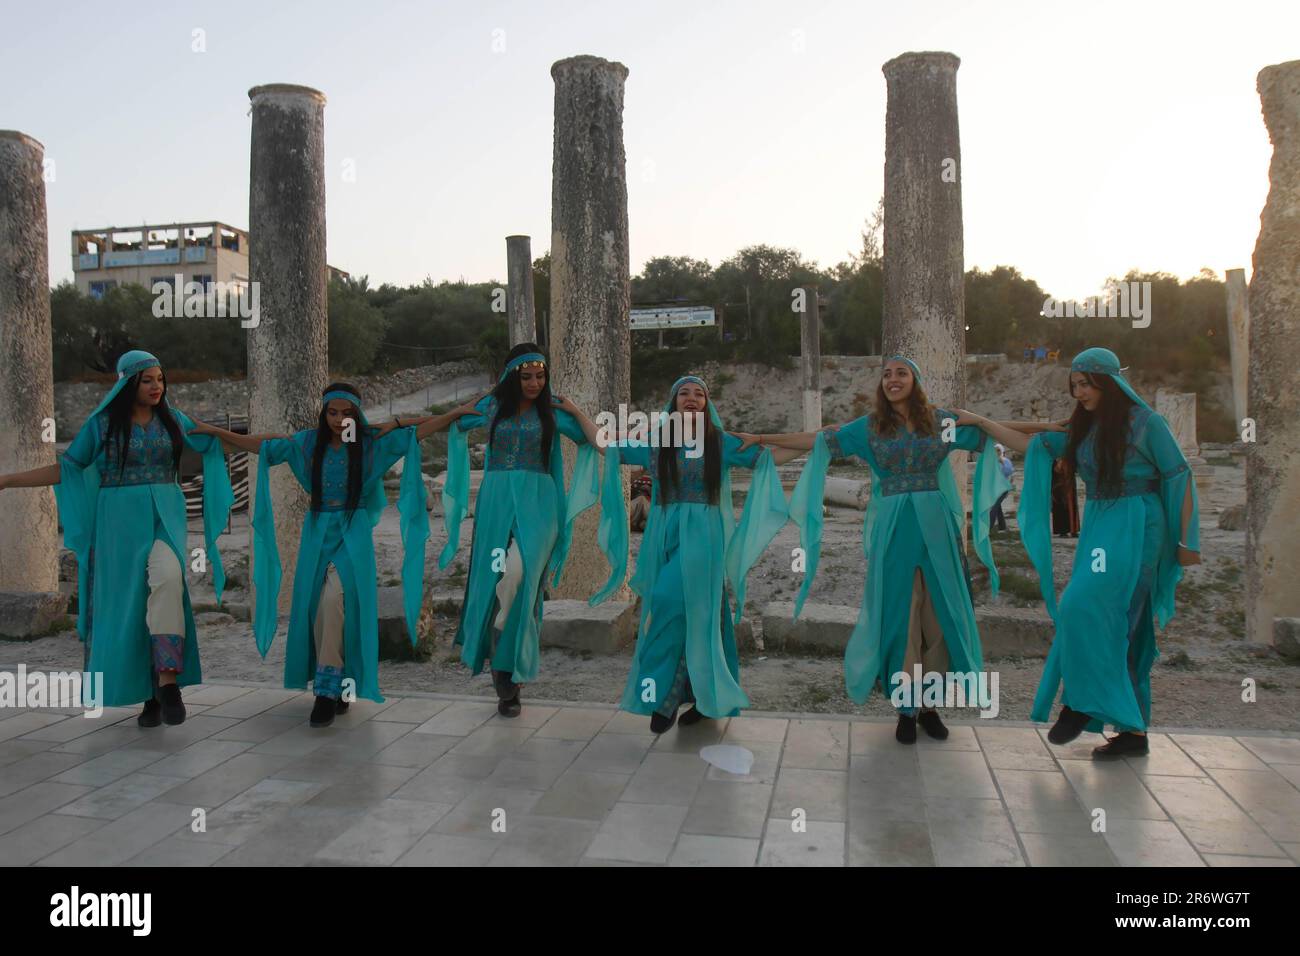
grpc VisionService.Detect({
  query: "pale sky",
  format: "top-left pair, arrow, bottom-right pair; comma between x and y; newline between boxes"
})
3,0 -> 1294,302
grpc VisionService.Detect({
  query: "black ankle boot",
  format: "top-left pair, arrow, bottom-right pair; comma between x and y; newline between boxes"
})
918,709 -> 949,740
1047,705 -> 1092,745
895,713 -> 917,744
497,691 -> 521,719
1092,732 -> 1149,759
650,709 -> 678,734
310,695 -> 338,728
678,706 -> 706,726
138,696 -> 162,728
334,698 -> 350,715
159,684 -> 186,726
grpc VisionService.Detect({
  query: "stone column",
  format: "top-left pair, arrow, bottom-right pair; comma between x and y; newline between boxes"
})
1224,267 -> 1249,427
506,235 -> 536,346
881,53 -> 967,511
1247,60 -> 1300,645
247,84 -> 328,613
799,285 -> 822,430
1155,389 -> 1199,458
548,55 -> 631,600
0,131 -> 58,594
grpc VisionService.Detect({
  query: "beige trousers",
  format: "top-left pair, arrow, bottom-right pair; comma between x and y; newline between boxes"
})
313,565 -> 345,669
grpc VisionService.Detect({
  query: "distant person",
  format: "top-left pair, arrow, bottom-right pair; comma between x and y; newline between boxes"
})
990,444 -> 1014,532
1023,344 -> 1034,363
629,467 -> 652,532
1035,345 -> 1048,362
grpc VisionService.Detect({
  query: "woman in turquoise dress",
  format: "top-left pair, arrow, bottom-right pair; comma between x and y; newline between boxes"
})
0,350 -> 237,725
197,382 -> 450,727
953,347 -> 1200,758
435,344 -> 600,718
749,357 -> 1008,744
565,375 -> 796,733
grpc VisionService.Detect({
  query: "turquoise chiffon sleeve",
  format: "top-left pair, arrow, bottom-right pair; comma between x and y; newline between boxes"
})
175,409 -> 235,605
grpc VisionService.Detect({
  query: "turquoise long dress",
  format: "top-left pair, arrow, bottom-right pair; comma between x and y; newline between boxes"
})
787,409 -> 1008,706
596,431 -> 788,719
440,395 -> 599,682
55,408 -> 233,707
1020,406 -> 1199,732
251,426 -> 428,703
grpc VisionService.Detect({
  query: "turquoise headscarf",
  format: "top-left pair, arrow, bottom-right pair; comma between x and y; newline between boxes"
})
498,352 -> 546,383
85,350 -> 164,419
884,355 -> 923,384
1070,347 -> 1150,410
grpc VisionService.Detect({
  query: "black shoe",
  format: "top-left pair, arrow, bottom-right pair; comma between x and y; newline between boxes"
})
1092,732 -> 1149,759
1047,705 -> 1091,745
895,713 -> 917,745
918,709 -> 949,740
310,695 -> 338,728
497,692 -> 521,719
678,707 -> 707,727
159,684 -> 186,725
650,709 -> 678,734
334,699 -> 350,715
138,696 -> 162,728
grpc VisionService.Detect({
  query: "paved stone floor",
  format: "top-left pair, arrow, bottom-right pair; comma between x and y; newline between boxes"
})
2,681 -> 1299,867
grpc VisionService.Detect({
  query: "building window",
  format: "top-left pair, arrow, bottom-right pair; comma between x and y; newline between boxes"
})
192,274 -> 214,291
151,276 -> 176,292
88,280 -> 117,299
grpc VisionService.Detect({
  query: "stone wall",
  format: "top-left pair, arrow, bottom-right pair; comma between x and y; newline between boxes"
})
53,358 -> 483,427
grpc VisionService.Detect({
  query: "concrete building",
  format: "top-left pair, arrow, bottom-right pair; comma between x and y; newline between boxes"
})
71,219 -> 347,298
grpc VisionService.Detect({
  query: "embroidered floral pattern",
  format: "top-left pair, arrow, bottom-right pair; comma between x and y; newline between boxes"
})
96,414 -> 177,487
649,447 -> 711,504
485,401 -> 550,474
151,633 -> 185,673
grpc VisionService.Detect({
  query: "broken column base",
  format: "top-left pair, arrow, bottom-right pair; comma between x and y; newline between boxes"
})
760,601 -> 1054,657
1274,618 -> 1300,661
0,592 -> 71,639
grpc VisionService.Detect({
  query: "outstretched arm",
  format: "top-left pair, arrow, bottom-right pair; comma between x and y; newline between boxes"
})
735,430 -> 819,451
0,463 -> 62,490
951,409 -> 1035,455
554,395 -> 608,453
188,420 -> 285,455
768,445 -> 806,465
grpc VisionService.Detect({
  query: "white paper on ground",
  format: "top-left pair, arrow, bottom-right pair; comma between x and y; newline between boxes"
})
699,744 -> 754,776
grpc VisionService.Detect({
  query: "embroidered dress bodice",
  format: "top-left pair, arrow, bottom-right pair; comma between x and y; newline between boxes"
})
96,413 -> 177,487
484,400 -> 549,475
648,445 -> 713,505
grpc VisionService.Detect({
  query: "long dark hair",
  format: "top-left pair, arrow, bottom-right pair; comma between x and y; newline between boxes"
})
311,381 -> 365,520
1064,372 -> 1136,497
872,375 -> 936,438
490,342 -> 555,470
656,389 -> 722,506
103,368 -> 183,479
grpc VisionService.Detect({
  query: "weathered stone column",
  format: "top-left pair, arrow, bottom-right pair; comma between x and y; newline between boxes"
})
506,235 -> 536,346
0,131 -> 58,595
1224,267 -> 1249,427
799,285 -> 822,430
882,53 -> 967,513
548,56 -> 631,600
1247,60 -> 1300,645
247,84 -> 328,613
